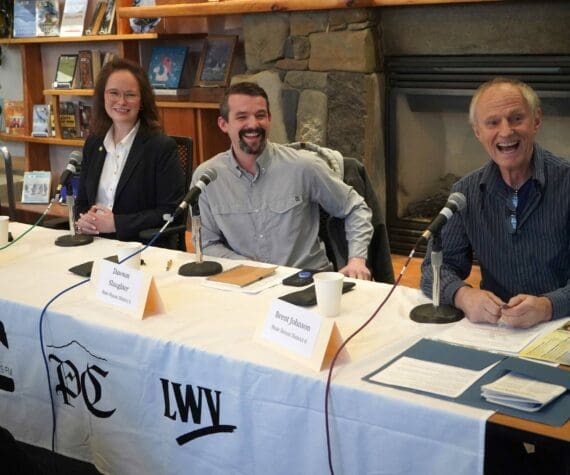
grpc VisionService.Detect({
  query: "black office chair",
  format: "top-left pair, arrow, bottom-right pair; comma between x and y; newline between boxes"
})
0,144 -> 17,220
138,136 -> 193,251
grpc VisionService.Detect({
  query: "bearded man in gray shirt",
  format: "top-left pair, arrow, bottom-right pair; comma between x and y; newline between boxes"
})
190,82 -> 373,280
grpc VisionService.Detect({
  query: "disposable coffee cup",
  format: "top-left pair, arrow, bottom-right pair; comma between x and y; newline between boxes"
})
116,242 -> 142,269
0,216 -> 9,246
313,271 -> 344,317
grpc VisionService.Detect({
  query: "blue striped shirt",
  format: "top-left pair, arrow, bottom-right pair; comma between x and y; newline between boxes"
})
421,143 -> 570,320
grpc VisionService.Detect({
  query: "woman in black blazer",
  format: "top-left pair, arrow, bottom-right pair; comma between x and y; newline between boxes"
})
75,58 -> 184,242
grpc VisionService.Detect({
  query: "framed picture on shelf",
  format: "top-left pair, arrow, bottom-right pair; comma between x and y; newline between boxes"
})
147,46 -> 187,90
195,35 -> 237,87
53,54 -> 79,88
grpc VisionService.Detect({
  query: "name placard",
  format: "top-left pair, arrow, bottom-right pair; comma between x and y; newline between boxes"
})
256,299 -> 347,372
92,259 -> 164,319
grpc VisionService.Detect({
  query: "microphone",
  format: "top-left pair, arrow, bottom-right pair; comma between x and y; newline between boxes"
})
421,192 -> 466,240
55,150 -> 82,197
178,168 -> 218,212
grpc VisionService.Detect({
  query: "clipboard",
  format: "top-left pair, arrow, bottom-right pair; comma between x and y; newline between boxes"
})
206,264 -> 277,287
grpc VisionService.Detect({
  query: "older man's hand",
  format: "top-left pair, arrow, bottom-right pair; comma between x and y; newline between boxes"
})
454,286 -> 504,324
499,295 -> 552,328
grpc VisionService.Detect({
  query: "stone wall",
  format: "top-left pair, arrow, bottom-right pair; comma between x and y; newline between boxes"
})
237,9 -> 386,210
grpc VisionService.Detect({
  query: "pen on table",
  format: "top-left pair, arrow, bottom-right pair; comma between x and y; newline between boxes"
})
166,259 -> 173,271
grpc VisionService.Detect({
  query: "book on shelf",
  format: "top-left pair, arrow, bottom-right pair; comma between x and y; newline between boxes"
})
0,98 -> 3,132
152,88 -> 191,98
98,0 -> 116,35
13,0 -> 37,38
78,101 -> 92,138
36,0 -> 60,37
3,100 -> 25,136
147,46 -> 188,90
21,171 -> 52,204
53,54 -> 79,89
102,52 -> 117,66
59,101 -> 80,139
77,50 -> 94,89
129,0 -> 161,34
60,0 -> 89,37
50,107 -> 56,137
91,50 -> 102,83
31,104 -> 52,137
85,0 -> 107,35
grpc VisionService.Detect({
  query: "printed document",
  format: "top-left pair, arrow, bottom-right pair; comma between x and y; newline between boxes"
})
519,319 -> 570,365
368,356 -> 496,398
433,318 -> 564,354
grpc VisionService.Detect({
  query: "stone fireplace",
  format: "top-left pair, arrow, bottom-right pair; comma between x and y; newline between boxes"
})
228,1 -> 570,254
385,54 -> 570,253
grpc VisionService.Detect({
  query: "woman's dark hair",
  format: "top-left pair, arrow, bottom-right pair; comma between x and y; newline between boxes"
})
90,57 -> 161,137
219,81 -> 270,121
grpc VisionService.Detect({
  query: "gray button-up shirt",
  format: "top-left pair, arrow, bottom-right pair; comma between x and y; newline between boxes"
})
190,141 -> 373,270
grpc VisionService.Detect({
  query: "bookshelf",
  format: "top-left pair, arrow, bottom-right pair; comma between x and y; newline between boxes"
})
0,5 -> 231,219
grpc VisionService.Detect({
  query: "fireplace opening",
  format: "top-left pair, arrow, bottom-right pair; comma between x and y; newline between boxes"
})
385,55 -> 570,255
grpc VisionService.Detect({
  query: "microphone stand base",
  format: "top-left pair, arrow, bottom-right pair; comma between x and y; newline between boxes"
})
178,261 -> 222,277
55,234 -> 94,247
410,303 -> 464,324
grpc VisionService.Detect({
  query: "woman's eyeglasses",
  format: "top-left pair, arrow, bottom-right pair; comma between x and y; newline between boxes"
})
105,89 -> 140,103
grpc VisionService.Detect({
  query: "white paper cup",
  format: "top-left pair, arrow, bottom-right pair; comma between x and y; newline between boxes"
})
0,216 -> 9,246
116,242 -> 142,269
313,271 -> 344,317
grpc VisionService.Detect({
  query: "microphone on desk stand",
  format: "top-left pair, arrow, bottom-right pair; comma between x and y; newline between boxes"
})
410,192 -> 466,324
178,203 -> 223,277
178,169 -> 222,277
54,151 -> 93,247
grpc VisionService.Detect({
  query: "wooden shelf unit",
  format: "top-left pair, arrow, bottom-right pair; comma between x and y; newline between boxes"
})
116,0 -> 501,19
0,15 -> 229,207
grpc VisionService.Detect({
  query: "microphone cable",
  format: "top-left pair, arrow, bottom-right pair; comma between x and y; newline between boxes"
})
324,237 -> 423,475
38,219 -> 172,459
0,201 -> 54,251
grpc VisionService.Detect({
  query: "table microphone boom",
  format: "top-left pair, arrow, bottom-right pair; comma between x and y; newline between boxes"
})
421,192 -> 466,241
173,168 -> 217,219
55,150 -> 82,199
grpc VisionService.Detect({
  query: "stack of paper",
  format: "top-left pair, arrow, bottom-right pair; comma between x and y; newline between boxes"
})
481,372 -> 566,412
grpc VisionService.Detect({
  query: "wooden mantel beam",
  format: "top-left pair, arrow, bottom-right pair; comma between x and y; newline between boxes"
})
118,0 -> 503,19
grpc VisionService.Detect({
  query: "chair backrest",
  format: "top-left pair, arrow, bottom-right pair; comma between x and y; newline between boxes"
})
0,144 -> 17,220
171,136 -> 194,190
170,136 -> 193,251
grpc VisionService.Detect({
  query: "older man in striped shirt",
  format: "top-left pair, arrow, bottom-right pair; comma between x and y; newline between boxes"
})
421,78 -> 570,329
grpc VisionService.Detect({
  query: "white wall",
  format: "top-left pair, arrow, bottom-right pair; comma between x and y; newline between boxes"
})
1,45 -> 25,169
